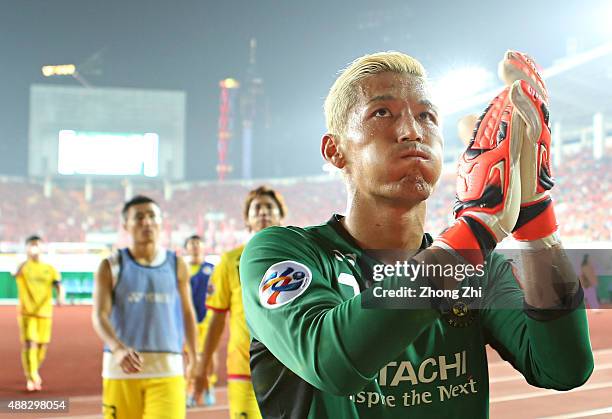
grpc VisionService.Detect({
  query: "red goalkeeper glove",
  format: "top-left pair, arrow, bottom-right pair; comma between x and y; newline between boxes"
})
434,85 -> 524,265
500,50 -> 558,241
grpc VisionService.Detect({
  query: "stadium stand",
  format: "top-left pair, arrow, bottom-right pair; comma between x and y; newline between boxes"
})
0,153 -> 610,250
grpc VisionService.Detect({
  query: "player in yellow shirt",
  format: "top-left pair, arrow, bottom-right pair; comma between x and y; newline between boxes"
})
14,235 -> 64,392
191,186 -> 287,418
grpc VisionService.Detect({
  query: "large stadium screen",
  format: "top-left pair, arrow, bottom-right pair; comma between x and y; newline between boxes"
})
57,130 -> 159,177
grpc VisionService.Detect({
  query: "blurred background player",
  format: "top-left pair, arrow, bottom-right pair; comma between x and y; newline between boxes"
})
13,235 -> 64,392
92,195 -> 197,419
191,186 -> 287,418
184,234 -> 218,406
580,254 -> 600,310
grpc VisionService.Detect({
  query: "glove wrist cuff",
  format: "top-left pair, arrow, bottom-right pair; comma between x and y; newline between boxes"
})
513,199 -> 557,241
434,217 -> 495,266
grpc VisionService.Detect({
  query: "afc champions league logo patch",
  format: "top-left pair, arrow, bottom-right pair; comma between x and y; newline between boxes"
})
259,261 -> 312,309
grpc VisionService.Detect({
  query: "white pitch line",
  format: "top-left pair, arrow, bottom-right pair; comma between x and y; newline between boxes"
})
490,363 -> 612,384
487,348 -> 612,369
67,395 -> 101,403
491,381 -> 612,403
489,373 -> 527,383
537,406 -> 612,419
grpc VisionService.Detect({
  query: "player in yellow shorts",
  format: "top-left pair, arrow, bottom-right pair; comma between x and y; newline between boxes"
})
92,195 -> 197,419
102,376 -> 186,418
184,234 -> 218,406
191,186 -> 287,418
14,235 -> 64,392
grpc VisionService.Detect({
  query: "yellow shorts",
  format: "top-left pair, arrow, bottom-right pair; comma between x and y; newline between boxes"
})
18,316 -> 52,344
228,379 -> 262,419
102,376 -> 185,419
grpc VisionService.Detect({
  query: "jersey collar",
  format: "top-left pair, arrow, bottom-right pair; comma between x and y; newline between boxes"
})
327,213 -> 433,251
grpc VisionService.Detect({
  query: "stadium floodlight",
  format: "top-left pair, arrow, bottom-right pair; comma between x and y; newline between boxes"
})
220,78 -> 240,89
41,64 -> 76,77
430,66 -> 494,115
41,64 -> 92,87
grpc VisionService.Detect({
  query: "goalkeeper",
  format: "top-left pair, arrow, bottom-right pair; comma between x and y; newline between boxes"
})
240,50 -> 593,418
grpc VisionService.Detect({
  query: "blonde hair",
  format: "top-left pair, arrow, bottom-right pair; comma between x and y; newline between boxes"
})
324,51 -> 427,137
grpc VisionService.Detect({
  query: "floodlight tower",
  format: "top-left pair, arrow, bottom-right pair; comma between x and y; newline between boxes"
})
240,38 -> 264,180
217,78 -> 240,181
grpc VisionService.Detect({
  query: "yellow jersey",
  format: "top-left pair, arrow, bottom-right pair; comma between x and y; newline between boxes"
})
15,260 -> 60,318
205,245 -> 251,379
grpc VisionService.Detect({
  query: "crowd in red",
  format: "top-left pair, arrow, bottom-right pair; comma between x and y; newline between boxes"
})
426,153 -> 612,243
0,152 -> 609,253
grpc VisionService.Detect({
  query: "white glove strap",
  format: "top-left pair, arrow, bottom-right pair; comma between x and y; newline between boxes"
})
461,211 -> 508,242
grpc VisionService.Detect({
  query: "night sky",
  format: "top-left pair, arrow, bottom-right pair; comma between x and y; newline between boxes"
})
1,0 -> 608,179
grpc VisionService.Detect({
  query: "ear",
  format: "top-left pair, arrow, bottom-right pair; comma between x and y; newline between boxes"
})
321,133 -> 346,169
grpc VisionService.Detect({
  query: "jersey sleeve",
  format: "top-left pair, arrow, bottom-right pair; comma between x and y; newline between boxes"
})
481,252 -> 594,390
206,254 -> 231,312
50,265 -> 61,282
240,226 -> 440,396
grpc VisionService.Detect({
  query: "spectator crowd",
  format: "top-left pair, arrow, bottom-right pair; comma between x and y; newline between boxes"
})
1,153 -> 610,253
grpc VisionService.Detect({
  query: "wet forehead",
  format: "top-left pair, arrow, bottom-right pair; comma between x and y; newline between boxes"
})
355,72 -> 433,106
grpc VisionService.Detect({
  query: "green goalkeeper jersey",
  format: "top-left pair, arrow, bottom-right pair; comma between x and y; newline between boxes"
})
240,215 -> 593,418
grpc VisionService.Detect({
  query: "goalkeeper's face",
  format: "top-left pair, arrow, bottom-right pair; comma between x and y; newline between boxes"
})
341,72 -> 443,203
